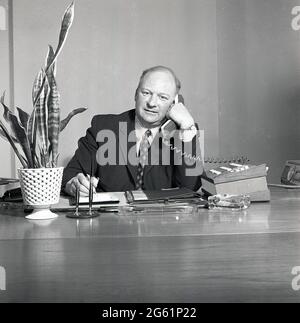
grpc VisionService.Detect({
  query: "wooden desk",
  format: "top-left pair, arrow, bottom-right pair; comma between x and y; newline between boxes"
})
0,187 -> 300,303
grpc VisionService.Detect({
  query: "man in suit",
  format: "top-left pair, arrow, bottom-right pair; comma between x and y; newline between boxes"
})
63,66 -> 203,196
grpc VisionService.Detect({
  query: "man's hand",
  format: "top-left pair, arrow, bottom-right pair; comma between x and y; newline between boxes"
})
166,102 -> 195,130
65,173 -> 99,197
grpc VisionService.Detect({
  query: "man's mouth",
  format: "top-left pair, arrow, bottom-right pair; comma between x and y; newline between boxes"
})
144,108 -> 158,115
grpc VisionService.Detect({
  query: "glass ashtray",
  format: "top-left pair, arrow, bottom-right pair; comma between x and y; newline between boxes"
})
208,194 -> 251,210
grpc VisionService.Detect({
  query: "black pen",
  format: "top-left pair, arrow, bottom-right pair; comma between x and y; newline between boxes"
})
78,157 -> 99,194
75,186 -> 80,216
88,158 -> 94,215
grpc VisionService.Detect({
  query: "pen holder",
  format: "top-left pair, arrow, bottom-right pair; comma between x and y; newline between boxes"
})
18,167 -> 64,220
66,184 -> 100,219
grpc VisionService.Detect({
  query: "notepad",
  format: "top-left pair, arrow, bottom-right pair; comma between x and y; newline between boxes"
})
78,192 -> 120,204
0,179 -> 20,199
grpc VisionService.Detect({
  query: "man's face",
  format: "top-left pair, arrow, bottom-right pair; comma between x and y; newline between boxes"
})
135,70 -> 177,128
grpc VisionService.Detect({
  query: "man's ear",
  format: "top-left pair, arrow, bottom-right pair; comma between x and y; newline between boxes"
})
134,88 -> 139,102
178,94 -> 184,104
173,94 -> 179,104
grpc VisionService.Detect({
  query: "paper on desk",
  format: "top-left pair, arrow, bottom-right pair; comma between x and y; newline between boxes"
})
79,192 -> 120,204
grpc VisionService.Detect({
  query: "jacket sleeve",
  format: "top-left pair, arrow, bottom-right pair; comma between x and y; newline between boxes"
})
61,116 -> 100,190
172,125 -> 203,191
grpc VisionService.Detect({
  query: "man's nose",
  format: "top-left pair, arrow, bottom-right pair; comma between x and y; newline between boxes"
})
147,94 -> 158,107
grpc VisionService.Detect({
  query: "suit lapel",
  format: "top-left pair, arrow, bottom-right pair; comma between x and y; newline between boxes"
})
143,129 -> 164,178
118,110 -> 139,182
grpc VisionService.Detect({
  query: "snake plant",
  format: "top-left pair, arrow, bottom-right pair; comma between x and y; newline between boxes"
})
0,2 -> 86,168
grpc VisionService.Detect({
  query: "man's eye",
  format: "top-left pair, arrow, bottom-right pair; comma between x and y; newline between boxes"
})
159,95 -> 169,101
141,91 -> 150,96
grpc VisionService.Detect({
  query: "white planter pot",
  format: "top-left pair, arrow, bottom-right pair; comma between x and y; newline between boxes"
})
18,167 -> 64,220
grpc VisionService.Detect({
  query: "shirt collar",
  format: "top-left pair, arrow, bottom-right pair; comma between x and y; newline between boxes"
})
135,116 -> 160,142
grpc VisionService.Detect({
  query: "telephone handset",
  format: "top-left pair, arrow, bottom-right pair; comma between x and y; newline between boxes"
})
161,119 -> 177,134
161,94 -> 182,134
174,94 -> 179,105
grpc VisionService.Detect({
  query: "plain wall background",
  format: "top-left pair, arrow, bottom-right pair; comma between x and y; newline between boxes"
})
217,0 -> 300,183
1,0 -> 300,182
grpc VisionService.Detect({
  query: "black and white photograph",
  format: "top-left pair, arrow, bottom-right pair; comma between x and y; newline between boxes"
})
1,0 -> 300,306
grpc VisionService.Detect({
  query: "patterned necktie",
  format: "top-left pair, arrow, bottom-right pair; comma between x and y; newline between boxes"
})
136,129 -> 152,190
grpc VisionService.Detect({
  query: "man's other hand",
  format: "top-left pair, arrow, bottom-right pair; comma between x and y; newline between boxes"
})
166,102 -> 195,130
65,173 -> 99,197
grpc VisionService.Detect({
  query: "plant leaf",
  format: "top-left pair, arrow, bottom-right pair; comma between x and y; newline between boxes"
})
60,108 -> 87,132
17,107 -> 30,130
33,2 -> 75,108
0,126 -> 18,143
19,154 -> 28,167
29,69 -> 44,154
35,70 -> 50,152
39,145 -> 50,168
1,92 -> 13,123
48,2 -> 75,72
48,74 -> 60,165
52,153 -> 59,168
0,120 -> 28,168
27,106 -> 37,163
45,45 -> 56,79
32,69 -> 43,107
1,93 -> 34,167
32,151 -> 41,168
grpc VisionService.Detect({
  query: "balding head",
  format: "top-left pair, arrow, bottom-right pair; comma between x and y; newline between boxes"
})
136,66 -> 181,97
135,66 -> 181,128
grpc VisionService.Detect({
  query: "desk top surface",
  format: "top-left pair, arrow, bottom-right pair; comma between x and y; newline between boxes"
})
0,188 -> 299,240
1,187 -> 300,302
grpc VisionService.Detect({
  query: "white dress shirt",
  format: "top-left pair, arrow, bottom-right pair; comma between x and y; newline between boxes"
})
135,117 -> 160,156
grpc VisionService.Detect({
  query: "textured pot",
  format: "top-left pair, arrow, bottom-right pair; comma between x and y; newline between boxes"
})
18,167 -> 63,220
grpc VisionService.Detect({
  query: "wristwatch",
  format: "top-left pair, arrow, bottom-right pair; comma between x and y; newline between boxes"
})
179,124 -> 197,142
181,124 -> 197,131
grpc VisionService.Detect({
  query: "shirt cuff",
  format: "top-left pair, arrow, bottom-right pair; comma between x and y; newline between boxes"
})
179,125 -> 197,142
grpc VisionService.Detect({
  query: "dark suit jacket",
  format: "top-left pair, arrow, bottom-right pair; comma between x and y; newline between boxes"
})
62,109 -> 203,192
